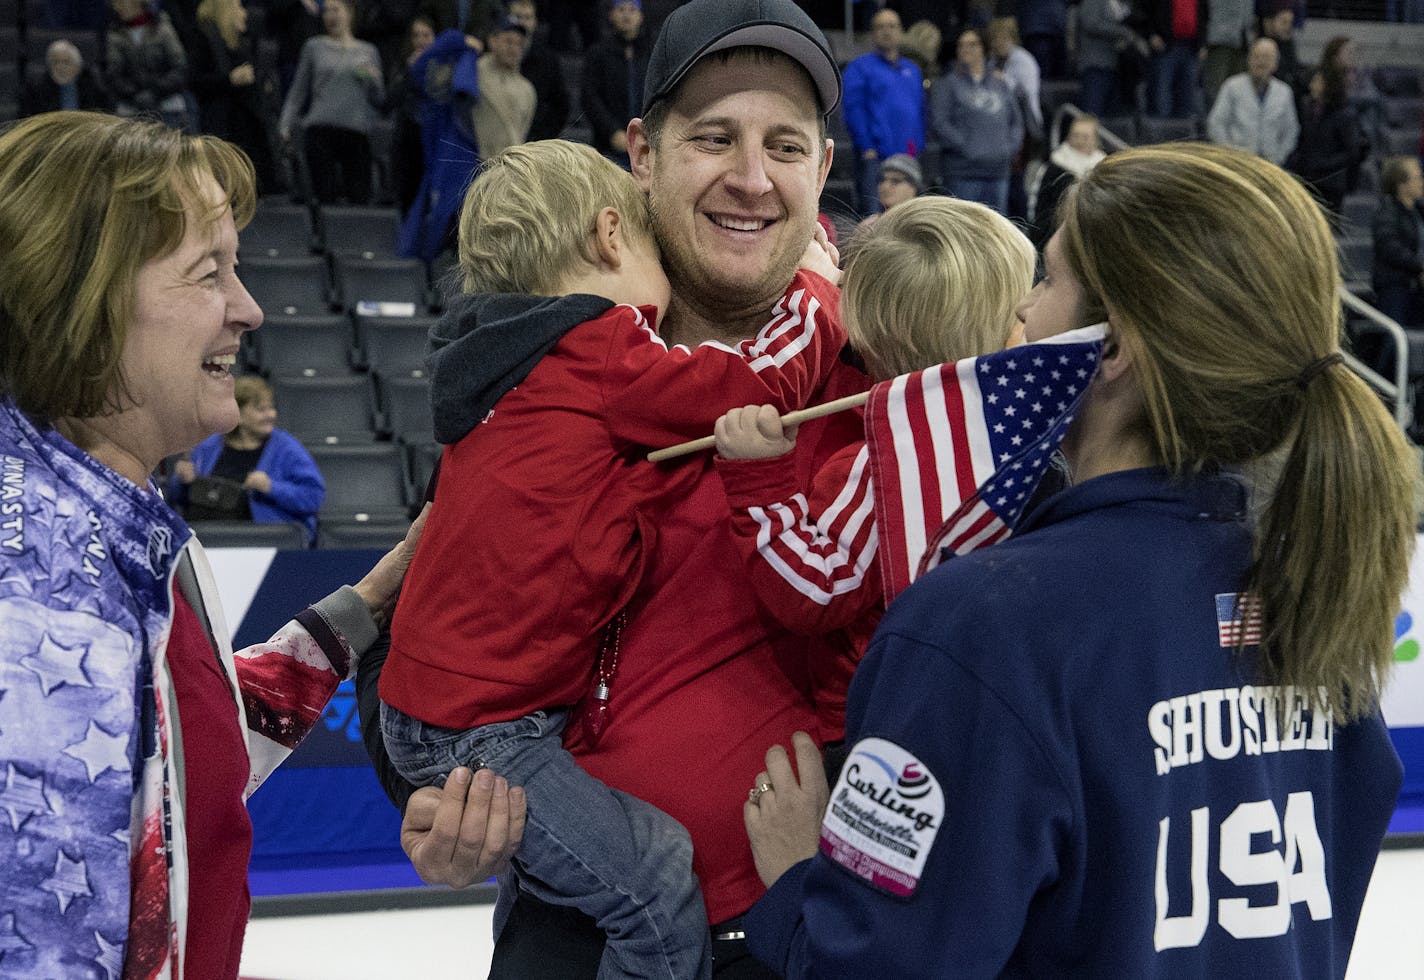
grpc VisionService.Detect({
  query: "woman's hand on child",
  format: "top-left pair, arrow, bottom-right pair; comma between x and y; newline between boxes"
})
352,504 -> 429,629
715,405 -> 798,460
401,766 -> 527,887
798,224 -> 841,285
744,731 -> 829,887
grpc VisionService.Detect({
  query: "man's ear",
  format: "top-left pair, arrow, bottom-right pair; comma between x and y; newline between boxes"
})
628,118 -> 654,192
818,136 -> 834,193
591,207 -> 624,270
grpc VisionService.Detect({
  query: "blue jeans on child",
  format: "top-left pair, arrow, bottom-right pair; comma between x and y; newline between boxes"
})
381,704 -> 711,980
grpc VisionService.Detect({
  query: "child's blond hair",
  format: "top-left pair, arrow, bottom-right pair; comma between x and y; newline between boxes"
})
457,139 -> 656,295
842,197 -> 1035,379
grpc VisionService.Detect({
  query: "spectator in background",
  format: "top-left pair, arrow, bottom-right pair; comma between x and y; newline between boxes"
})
1207,37 -> 1298,166
1017,0 -> 1069,78
397,26 -> 480,262
509,0 -> 572,141
388,14 -> 438,215
360,0 -> 424,77
1261,0 -> 1307,96
472,17 -> 538,158
842,7 -> 925,216
899,19 -> 942,85
932,28 -> 1023,214
583,0 -> 651,166
278,0 -> 385,204
854,152 -> 925,235
1372,156 -> 1424,329
19,40 -> 115,117
192,0 -> 277,193
989,16 -> 1043,219
1029,112 -> 1106,245
989,17 -> 1042,137
1288,69 -> 1366,218
267,0 -> 322,93
1146,0 -> 1205,118
106,0 -> 193,130
1077,0 -> 1146,116
171,376 -> 326,542
1319,36 -> 1382,155
1202,0 -> 1253,110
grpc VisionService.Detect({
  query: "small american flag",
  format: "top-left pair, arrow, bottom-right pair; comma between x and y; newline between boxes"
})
1216,592 -> 1264,646
864,324 -> 1106,602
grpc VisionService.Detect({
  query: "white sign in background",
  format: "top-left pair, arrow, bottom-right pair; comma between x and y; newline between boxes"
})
1383,537 -> 1424,729
199,541 -> 1424,730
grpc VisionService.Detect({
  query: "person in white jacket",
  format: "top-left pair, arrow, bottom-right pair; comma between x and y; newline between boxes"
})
1206,37 -> 1300,166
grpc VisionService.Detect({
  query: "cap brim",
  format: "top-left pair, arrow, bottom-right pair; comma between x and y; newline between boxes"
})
655,22 -> 840,116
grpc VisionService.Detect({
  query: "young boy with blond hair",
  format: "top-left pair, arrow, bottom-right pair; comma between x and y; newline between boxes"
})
378,139 -> 845,980
714,196 -> 1036,737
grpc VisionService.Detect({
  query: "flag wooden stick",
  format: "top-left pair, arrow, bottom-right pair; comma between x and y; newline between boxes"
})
646,391 -> 871,463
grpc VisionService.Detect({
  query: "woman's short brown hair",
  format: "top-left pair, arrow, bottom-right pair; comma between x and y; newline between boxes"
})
0,111 -> 256,423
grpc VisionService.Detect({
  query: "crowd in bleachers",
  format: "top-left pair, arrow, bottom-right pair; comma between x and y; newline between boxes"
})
2,0 -> 1422,547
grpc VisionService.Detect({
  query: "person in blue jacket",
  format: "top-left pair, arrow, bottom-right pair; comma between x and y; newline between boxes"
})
841,7 -> 925,216
740,143 -> 1416,978
171,375 -> 325,541
397,27 -> 482,263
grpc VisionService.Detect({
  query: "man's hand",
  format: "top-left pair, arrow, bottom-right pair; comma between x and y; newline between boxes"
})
611,130 -> 629,153
174,459 -> 196,485
401,767 -> 527,887
743,731 -> 829,887
243,470 -> 272,495
352,503 -> 429,628
798,222 -> 841,285
230,63 -> 255,86
715,405 -> 797,460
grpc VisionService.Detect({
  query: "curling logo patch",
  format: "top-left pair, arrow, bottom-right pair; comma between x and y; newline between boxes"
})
820,737 -> 943,897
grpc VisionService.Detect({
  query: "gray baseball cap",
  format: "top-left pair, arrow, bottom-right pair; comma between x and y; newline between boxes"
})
642,0 -> 841,116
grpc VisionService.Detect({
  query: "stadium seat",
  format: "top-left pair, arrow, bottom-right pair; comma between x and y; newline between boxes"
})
376,374 -> 434,442
250,314 -> 355,377
241,203 -> 318,258
1039,79 -> 1082,123
1337,237 -> 1374,291
271,375 -> 377,443
1137,116 -> 1195,144
404,439 -> 442,501
241,256 -> 332,317
333,256 -> 431,314
307,443 -> 410,522
1383,96 -> 1424,130
189,520 -> 309,550
1098,114 -> 1138,144
319,205 -> 402,259
0,63 -> 17,104
358,314 -> 435,375
316,519 -> 412,550
1383,127 -> 1422,158
1340,192 -> 1379,239
1374,65 -> 1423,99
428,250 -> 463,311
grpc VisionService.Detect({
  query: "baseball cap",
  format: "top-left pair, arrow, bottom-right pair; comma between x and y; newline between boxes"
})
642,0 -> 841,116
879,153 -> 923,192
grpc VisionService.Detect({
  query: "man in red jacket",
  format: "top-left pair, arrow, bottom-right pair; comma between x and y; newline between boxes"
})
363,0 -> 868,976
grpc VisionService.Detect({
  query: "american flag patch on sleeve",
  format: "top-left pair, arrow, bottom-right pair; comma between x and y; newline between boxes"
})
1216,592 -> 1263,646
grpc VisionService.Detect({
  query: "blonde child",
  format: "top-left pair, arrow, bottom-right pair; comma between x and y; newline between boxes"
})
713,197 -> 1036,737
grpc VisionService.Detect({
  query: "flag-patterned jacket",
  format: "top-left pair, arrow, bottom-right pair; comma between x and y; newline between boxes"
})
0,398 -> 376,979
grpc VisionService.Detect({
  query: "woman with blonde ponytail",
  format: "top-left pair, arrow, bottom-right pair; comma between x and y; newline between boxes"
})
742,142 -> 1416,978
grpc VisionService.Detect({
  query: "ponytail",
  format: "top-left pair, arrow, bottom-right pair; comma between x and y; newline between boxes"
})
1248,365 -> 1416,721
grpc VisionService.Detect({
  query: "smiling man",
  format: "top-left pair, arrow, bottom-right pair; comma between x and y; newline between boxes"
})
358,0 -> 870,976
492,3 -> 868,975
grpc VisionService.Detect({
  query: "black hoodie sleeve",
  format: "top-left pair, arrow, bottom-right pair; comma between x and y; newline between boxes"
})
356,627 -> 418,811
